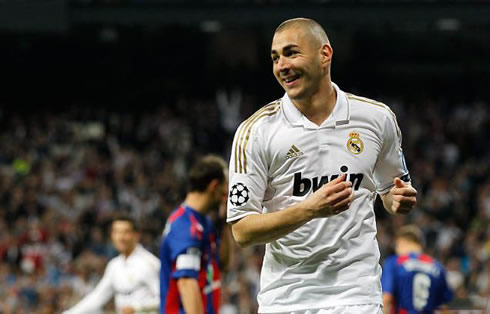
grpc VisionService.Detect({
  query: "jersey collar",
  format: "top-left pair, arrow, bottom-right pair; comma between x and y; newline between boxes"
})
122,243 -> 142,261
282,82 -> 350,129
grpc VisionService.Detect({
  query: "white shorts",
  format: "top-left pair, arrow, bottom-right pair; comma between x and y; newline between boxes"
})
262,304 -> 383,314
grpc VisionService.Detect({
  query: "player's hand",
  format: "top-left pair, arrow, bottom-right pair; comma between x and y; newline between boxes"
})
121,306 -> 135,314
388,178 -> 417,214
302,173 -> 353,218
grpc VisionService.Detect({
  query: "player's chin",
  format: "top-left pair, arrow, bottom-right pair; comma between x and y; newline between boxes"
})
285,87 -> 304,100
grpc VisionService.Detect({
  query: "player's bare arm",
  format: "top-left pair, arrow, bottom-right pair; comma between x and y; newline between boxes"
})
380,177 -> 417,215
218,200 -> 233,272
383,293 -> 394,314
177,277 -> 204,314
232,174 -> 353,247
120,306 -> 135,314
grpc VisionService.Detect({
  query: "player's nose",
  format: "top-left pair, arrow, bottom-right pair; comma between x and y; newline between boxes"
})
276,56 -> 291,72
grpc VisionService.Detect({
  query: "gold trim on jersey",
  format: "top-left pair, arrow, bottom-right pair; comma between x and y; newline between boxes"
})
234,101 -> 281,173
346,93 -> 402,140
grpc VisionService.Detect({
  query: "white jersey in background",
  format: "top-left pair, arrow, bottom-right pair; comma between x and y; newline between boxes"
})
227,83 -> 410,313
64,244 -> 160,314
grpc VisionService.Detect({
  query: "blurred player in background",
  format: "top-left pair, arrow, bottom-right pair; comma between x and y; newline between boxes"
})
382,225 -> 453,314
64,216 -> 160,314
227,18 -> 417,313
160,155 -> 231,314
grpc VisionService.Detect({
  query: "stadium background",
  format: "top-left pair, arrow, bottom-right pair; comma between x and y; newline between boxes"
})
0,0 -> 489,312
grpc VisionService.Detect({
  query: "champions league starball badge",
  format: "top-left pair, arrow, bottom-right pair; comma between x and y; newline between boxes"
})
229,183 -> 250,206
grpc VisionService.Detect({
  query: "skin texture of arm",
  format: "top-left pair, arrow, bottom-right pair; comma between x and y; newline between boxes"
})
383,293 -> 394,314
177,278 -> 204,314
217,200 -> 232,273
380,177 -> 417,215
219,224 -> 232,272
232,174 -> 353,247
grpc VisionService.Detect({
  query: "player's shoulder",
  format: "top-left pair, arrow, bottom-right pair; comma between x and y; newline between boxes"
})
167,206 -> 191,225
383,254 -> 398,266
235,99 -> 282,135
107,254 -> 122,270
346,92 -> 396,119
166,207 -> 205,239
424,254 -> 446,271
135,246 -> 160,269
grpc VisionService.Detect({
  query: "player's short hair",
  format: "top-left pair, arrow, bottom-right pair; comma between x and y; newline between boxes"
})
275,17 -> 330,46
111,215 -> 139,232
395,225 -> 425,247
188,155 -> 227,192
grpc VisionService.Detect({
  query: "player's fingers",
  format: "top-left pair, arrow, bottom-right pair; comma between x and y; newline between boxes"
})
324,180 -> 352,195
326,173 -> 346,186
392,194 -> 416,204
331,197 -> 352,215
327,187 -> 352,205
394,177 -> 405,188
391,186 -> 417,197
392,197 -> 416,214
334,195 -> 352,209
399,196 -> 417,206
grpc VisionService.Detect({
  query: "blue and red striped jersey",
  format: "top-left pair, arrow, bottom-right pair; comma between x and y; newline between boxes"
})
160,205 -> 221,314
382,252 -> 453,314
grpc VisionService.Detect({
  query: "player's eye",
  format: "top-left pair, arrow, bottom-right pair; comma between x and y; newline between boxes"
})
271,55 -> 279,63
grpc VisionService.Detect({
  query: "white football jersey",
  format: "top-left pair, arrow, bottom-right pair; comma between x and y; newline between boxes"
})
227,83 -> 410,313
64,244 -> 160,314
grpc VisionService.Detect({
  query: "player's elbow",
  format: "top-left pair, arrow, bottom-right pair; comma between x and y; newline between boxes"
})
231,222 -> 253,248
236,239 -> 252,249
232,229 -> 252,248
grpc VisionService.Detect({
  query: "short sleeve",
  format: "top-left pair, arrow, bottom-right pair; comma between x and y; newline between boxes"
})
374,111 -> 411,194
166,216 -> 202,279
381,256 -> 397,295
227,120 -> 268,223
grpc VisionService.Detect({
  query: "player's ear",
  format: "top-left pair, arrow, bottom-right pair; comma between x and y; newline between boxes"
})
207,179 -> 220,193
320,43 -> 333,64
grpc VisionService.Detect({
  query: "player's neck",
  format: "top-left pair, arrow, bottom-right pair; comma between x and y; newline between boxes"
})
398,244 -> 423,256
122,244 -> 137,258
184,192 -> 212,215
292,79 -> 336,126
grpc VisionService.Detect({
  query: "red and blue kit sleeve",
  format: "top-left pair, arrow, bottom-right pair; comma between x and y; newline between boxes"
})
167,211 -> 204,279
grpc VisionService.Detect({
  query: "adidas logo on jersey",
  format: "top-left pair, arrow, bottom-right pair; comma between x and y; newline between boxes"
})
286,145 -> 304,160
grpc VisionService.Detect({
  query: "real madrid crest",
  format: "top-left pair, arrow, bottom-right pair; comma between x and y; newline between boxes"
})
347,131 -> 364,154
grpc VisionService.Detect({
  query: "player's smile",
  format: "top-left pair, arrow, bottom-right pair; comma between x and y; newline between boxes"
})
283,73 -> 300,86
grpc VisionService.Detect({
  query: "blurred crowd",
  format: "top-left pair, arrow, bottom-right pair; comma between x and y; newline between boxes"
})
0,93 -> 488,313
